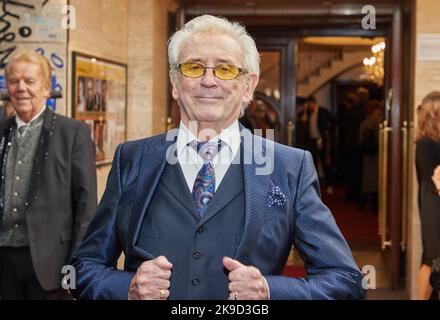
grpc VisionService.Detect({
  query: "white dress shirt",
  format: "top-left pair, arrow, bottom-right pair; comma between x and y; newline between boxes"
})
176,120 -> 241,192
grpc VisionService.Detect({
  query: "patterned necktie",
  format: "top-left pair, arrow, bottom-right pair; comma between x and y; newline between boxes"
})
17,125 -> 28,141
191,141 -> 223,218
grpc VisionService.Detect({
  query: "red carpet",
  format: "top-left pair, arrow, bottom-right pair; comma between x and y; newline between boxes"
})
322,186 -> 378,242
282,266 -> 308,278
282,186 -> 378,277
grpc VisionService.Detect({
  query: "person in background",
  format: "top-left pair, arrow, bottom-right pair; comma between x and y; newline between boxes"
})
295,96 -> 309,150
355,87 -> 369,119
337,93 -> 357,189
253,100 -> 277,138
304,96 -> 335,194
358,100 -> 382,212
0,51 -> 97,299
239,100 -> 257,131
340,90 -> 366,204
415,91 -> 440,300
432,165 -> 440,196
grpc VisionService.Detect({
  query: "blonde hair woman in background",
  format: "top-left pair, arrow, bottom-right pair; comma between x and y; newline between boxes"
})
432,165 -> 440,195
416,91 -> 440,300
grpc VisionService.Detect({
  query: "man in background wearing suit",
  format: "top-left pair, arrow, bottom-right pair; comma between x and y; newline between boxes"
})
0,51 -> 97,299
72,15 -> 364,300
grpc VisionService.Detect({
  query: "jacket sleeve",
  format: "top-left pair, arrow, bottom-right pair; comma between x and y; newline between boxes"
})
70,122 -> 98,260
265,151 -> 366,300
71,143 -> 135,299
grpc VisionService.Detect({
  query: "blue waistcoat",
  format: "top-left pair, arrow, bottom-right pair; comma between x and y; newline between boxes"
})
137,160 -> 245,299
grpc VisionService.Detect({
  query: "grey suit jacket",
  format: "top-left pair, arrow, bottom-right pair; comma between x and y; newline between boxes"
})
0,108 -> 97,291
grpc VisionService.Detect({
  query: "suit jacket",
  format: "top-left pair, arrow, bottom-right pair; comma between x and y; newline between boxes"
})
0,108 -> 97,291
72,127 -> 365,300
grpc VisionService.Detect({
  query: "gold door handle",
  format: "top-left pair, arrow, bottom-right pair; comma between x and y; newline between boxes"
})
166,117 -> 173,132
400,121 -> 409,251
378,123 -> 384,238
386,88 -> 393,113
379,121 -> 392,250
287,121 -> 294,147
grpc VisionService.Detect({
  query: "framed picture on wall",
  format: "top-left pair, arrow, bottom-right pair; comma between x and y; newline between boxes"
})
72,52 -> 127,165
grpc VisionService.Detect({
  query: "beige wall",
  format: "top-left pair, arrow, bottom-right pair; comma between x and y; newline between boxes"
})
408,0 -> 440,299
68,0 -> 129,67
68,0 -> 129,199
127,0 -> 153,142
127,0 -> 178,141
68,0 -> 176,199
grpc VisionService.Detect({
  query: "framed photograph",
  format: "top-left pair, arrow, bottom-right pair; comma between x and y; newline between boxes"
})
72,52 -> 127,165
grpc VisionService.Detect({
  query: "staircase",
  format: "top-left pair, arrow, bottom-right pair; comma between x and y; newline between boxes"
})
296,42 -> 343,85
296,44 -> 370,97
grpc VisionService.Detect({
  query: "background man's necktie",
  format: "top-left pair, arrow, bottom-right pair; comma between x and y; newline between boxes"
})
17,126 -> 28,141
191,141 -> 222,217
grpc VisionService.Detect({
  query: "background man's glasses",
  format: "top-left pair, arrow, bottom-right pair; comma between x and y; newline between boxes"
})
175,62 -> 247,80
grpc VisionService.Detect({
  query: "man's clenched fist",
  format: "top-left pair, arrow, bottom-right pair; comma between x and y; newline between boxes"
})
128,256 -> 173,300
223,256 -> 269,300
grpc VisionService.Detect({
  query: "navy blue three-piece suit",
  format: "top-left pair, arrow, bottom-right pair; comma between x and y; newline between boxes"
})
71,126 -> 365,300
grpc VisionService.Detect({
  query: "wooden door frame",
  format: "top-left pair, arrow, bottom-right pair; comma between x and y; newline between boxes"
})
388,6 -> 404,289
252,37 -> 295,145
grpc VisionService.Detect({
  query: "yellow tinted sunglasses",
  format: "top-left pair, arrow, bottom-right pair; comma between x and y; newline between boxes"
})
175,62 -> 247,80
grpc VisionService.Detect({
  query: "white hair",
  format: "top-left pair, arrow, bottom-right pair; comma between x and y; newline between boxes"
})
168,15 -> 260,75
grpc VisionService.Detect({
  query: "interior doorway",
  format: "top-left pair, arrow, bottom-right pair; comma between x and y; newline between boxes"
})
292,36 -> 390,290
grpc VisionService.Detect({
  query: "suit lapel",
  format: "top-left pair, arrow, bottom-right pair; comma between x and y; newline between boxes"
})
160,161 -> 200,221
234,127 -> 272,264
128,135 -> 174,259
27,108 -> 55,208
0,117 -> 14,135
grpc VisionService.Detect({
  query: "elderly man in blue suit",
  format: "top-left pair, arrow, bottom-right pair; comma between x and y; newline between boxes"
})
72,15 -> 365,300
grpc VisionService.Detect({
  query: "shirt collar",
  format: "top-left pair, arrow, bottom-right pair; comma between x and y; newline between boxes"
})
15,105 -> 46,129
176,120 -> 240,158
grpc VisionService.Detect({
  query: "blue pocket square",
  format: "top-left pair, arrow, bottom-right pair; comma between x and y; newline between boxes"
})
267,186 -> 287,207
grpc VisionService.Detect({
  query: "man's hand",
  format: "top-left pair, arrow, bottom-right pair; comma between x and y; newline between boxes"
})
128,256 -> 172,300
432,165 -> 440,195
223,256 -> 269,300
